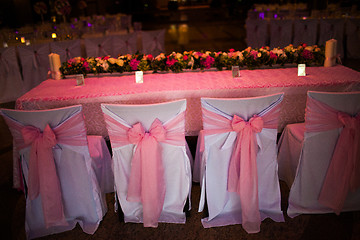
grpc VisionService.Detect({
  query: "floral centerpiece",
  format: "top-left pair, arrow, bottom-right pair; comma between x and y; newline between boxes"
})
59,44 -> 325,77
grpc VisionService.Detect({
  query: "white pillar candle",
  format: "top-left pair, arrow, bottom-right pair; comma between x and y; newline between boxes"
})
324,39 -> 337,67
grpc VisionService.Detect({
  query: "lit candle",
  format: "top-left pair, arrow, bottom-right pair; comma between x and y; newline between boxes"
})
52,33 -> 57,39
21,37 -> 25,43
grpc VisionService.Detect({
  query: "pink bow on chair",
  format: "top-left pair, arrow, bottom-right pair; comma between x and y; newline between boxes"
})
21,124 -> 67,228
127,120 -> 167,228
200,103 -> 281,233
305,96 -> 360,214
2,111 -> 89,228
104,112 -> 186,227
227,115 -> 263,233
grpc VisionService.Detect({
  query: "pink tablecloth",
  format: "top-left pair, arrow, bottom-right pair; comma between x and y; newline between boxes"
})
16,65 -> 360,136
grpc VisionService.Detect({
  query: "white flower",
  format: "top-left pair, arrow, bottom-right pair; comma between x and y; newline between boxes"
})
188,57 -> 194,68
102,62 -> 109,71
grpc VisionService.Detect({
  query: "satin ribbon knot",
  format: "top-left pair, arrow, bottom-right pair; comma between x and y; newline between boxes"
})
128,119 -> 166,144
231,115 -> 263,133
338,112 -> 358,136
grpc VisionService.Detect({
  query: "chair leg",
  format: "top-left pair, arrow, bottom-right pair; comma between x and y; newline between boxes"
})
115,193 -> 124,222
183,195 -> 191,217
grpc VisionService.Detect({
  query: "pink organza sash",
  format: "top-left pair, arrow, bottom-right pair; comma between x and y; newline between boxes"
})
305,96 -> 360,214
200,103 -> 281,233
104,112 -> 186,227
2,111 -> 88,228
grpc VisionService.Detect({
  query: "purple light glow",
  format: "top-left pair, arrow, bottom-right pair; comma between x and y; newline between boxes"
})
87,23 -> 92,27
259,12 -> 265,19
274,14 -> 278,18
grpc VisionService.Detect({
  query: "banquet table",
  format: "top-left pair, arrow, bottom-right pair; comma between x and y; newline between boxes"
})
16,65 -> 360,137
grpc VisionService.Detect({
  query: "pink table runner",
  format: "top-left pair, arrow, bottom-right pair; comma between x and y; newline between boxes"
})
16,65 -> 360,136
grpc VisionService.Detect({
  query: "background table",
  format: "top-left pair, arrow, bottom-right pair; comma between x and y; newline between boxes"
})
16,65 -> 360,137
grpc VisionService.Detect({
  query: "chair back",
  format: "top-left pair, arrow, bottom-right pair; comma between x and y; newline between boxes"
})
245,19 -> 269,48
101,100 -> 192,228
293,19 -> 318,46
318,19 -> 345,58
50,39 -> 82,62
84,36 -> 114,57
17,43 -> 51,91
141,29 -> 165,56
269,19 -> 293,49
195,93 -> 284,233
0,105 -> 107,239
346,19 -> 360,59
0,46 -> 25,103
112,32 -> 138,56
287,91 -> 360,217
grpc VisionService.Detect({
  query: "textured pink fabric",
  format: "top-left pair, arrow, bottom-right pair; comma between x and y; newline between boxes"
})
2,112 -> 88,228
103,112 -> 186,227
16,66 -> 360,136
199,103 -> 281,233
305,96 -> 360,214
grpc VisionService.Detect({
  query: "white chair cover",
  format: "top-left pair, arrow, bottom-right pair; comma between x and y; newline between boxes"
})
50,39 -> 82,62
84,36 -> 114,57
245,19 -> 269,48
101,100 -> 192,226
318,19 -> 345,58
346,19 -> 360,59
196,93 -> 284,232
112,32 -> 138,56
120,15 -> 132,31
269,19 -> 293,49
0,105 -> 109,239
17,43 -> 51,92
0,47 -> 25,103
278,91 -> 360,217
141,29 -> 165,56
293,19 -> 318,46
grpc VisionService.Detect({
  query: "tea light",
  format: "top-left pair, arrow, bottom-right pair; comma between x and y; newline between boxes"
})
52,33 -> 57,39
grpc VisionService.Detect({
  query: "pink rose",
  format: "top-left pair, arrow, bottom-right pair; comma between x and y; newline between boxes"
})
270,52 -> 278,59
166,57 -> 178,67
130,59 -> 140,70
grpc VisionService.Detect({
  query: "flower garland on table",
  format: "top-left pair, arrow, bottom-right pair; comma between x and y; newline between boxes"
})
59,44 -> 325,77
